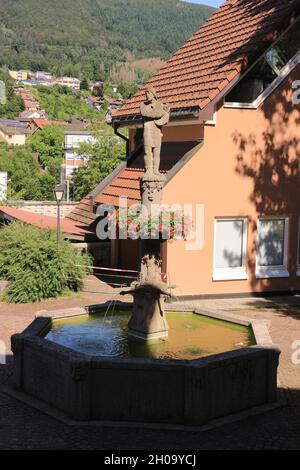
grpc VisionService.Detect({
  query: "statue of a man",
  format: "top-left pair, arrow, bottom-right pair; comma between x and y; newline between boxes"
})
140,86 -> 170,178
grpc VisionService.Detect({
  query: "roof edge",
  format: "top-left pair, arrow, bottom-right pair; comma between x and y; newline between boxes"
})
112,107 -> 200,126
90,162 -> 127,201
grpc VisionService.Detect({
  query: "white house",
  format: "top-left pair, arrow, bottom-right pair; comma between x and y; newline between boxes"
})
55,77 -> 81,91
63,130 -> 94,178
0,119 -> 29,145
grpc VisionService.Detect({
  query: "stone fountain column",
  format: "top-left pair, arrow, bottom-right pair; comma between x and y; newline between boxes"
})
121,86 -> 170,341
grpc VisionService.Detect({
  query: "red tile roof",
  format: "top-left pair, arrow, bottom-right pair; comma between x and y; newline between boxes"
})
0,206 -> 93,236
94,141 -> 199,206
94,168 -> 148,207
67,195 -> 97,226
114,0 -> 296,118
33,119 -> 48,128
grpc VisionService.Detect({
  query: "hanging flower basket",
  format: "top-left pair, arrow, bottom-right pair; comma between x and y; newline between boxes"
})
109,207 -> 193,241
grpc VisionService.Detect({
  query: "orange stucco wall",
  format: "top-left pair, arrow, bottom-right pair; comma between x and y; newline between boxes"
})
162,65 -> 300,296
163,124 -> 204,143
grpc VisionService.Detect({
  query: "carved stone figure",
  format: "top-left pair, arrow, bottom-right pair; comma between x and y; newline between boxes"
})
140,86 -> 170,179
124,284 -> 169,341
140,178 -> 164,211
121,88 -> 170,341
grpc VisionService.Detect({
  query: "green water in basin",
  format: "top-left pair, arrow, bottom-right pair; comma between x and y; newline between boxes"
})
45,311 -> 254,361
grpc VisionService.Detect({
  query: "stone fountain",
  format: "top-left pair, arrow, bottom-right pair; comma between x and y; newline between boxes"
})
10,87 -> 280,426
121,85 -> 171,341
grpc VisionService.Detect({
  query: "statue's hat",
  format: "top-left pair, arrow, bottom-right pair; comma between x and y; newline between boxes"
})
145,85 -> 158,99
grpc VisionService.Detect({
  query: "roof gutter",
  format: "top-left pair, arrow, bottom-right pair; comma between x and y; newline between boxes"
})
112,106 -> 200,127
113,122 -> 129,155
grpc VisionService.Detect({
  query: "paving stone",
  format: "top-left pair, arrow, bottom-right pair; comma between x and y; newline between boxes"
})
0,284 -> 299,449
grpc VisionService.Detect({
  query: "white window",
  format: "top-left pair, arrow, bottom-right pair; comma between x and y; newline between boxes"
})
65,151 -> 75,161
256,218 -> 289,278
213,218 -> 248,281
224,16 -> 300,107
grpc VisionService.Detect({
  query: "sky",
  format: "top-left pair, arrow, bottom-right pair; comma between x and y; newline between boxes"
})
183,0 -> 224,8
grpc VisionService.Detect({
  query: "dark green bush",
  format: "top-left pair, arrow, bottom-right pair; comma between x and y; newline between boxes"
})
0,222 -> 90,303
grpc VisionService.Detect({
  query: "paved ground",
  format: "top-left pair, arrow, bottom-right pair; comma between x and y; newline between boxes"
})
0,277 -> 300,450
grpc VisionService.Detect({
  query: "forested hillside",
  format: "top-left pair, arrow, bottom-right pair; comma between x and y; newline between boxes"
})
0,0 -> 214,80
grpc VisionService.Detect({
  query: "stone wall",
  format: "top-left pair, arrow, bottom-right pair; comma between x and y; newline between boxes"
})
8,201 -> 78,218
12,310 -> 281,425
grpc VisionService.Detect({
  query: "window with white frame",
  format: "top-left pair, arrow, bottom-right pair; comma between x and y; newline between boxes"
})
225,16 -> 300,106
65,151 -> 75,161
213,218 -> 248,281
256,218 -> 289,278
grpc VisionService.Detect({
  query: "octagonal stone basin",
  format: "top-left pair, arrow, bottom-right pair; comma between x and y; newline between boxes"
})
45,310 -> 254,360
11,303 -> 280,426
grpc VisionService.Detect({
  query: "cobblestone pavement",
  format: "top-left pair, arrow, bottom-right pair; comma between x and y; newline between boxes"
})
0,282 -> 300,450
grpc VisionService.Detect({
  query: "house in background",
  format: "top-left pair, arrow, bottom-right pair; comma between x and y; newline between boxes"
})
91,0 -> 300,298
85,96 -> 104,110
15,87 -> 47,119
23,99 -> 40,113
89,81 -> 104,96
106,96 -> 123,111
0,119 -> 29,145
19,110 -> 45,120
34,71 -> 52,85
9,70 -> 31,82
25,118 -> 49,135
62,130 -> 94,179
55,77 -> 81,91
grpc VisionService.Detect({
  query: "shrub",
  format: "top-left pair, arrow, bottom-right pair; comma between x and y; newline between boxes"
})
0,222 -> 90,303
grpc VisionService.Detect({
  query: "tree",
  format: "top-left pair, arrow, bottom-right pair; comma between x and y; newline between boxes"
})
0,222 -> 89,303
0,145 -> 56,200
72,125 -> 126,201
80,77 -> 89,90
32,86 -> 104,121
0,124 -> 64,201
0,1 -> 214,81
92,83 -> 103,97
32,85 -> 104,120
117,81 -> 139,100
27,124 -> 64,180
103,82 -> 119,99
0,69 -> 25,119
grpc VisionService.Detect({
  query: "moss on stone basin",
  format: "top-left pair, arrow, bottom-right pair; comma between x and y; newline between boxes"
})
45,311 -> 254,361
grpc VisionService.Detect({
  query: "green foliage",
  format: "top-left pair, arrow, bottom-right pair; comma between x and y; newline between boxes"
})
0,123 -> 65,200
103,82 -> 119,99
72,125 -> 126,201
0,222 -> 89,303
80,77 -> 90,91
0,0 -> 214,80
31,86 -> 104,120
117,82 -> 139,100
0,69 -> 25,118
0,145 -> 56,200
27,124 -> 64,179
